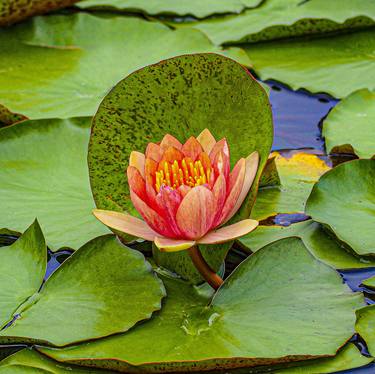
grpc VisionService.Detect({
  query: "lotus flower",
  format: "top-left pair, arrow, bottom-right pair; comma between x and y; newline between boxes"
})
94,129 -> 259,252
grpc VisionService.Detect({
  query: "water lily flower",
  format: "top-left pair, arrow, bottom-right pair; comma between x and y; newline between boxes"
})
93,129 -> 259,253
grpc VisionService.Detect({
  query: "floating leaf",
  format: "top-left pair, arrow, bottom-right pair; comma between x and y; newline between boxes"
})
77,0 -> 263,18
0,232 -> 165,347
239,220 -> 375,269
0,12 -> 248,122
88,53 -> 272,282
244,29 -> 375,98
323,89 -> 375,158
362,275 -> 375,289
251,152 -> 330,220
189,0 -> 375,45
356,306 -> 375,357
306,159 -> 375,256
40,238 -> 362,372
0,117 -> 108,251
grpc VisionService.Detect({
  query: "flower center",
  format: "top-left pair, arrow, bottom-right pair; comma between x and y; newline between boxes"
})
155,159 -> 211,192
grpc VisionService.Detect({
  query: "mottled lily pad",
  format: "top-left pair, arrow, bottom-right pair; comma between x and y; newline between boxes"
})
239,220 -> 375,269
356,306 -> 375,357
0,117 -> 108,251
77,0 -> 263,18
0,226 -> 165,347
189,0 -> 375,45
306,159 -> 375,256
251,152 -> 330,220
244,28 -> 375,98
88,53 -> 272,282
0,12 -> 248,122
323,89 -> 375,158
40,238 -> 362,372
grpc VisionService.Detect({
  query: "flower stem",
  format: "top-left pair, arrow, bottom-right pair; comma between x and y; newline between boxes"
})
188,245 -> 224,290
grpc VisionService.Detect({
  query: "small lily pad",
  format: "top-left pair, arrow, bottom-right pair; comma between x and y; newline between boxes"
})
40,238 -> 362,372
251,152 -> 330,220
356,306 -> 375,357
362,276 -> 375,289
239,220 -> 375,269
306,159 -> 375,256
0,227 -> 165,347
0,117 -> 108,251
323,89 -> 375,158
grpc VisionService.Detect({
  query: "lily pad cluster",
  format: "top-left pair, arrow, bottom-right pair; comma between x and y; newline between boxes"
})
1,0 -> 375,373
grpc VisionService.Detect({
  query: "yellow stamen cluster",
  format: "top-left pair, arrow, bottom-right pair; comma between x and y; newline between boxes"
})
155,159 -> 211,192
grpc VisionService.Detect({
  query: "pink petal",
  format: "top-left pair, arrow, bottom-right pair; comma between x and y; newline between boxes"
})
182,136 -> 203,161
160,134 -> 182,150
209,138 -> 230,164
197,219 -> 258,244
197,128 -> 216,154
127,166 -> 146,200
129,151 -> 145,178
176,186 -> 215,240
92,209 -> 159,241
217,158 -> 246,225
212,174 -> 226,226
154,237 -> 196,252
177,185 -> 191,198
212,150 -> 230,183
145,143 -> 163,162
222,151 -> 259,224
130,190 -> 176,238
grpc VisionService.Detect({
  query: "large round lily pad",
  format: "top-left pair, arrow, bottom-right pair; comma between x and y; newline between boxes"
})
239,220 -> 375,269
323,89 -> 375,158
306,159 -> 375,256
0,231 -> 165,347
0,117 -> 108,250
40,238 -> 362,372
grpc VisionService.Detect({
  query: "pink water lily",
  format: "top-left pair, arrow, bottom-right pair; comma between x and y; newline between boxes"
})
93,129 -> 259,252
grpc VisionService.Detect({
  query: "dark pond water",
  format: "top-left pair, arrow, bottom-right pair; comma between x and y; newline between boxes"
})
0,81 -> 374,372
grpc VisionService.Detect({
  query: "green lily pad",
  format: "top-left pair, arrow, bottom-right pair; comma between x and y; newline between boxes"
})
40,238 -> 362,372
0,12 -> 249,122
362,276 -> 375,289
189,0 -> 375,45
0,117 -> 108,251
77,0 -> 263,18
323,89 -> 375,158
356,306 -> 375,357
239,220 -> 375,269
0,348 -> 108,373
0,229 -> 165,347
88,53 -> 272,282
251,152 -> 330,220
244,28 -> 375,98
306,159 -> 375,256
0,221 -> 46,328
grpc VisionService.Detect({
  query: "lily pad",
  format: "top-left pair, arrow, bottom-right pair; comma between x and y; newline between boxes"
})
189,0 -> 375,45
40,238 -> 362,372
362,275 -> 375,289
239,220 -> 375,269
0,117 -> 108,251
251,152 -> 330,220
0,12 -> 249,122
0,348 -> 108,373
323,89 -> 375,158
244,28 -> 375,98
356,306 -> 375,357
0,229 -> 165,347
77,0 -> 263,18
306,159 -> 375,256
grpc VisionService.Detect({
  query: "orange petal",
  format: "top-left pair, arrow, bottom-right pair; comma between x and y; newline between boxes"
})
160,134 -> 182,150
176,186 -> 215,240
154,237 -> 195,252
158,146 -> 184,166
130,190 -> 176,238
92,209 -> 159,241
198,152 -> 212,171
212,150 -> 230,182
127,166 -> 146,200
212,174 -> 227,225
217,158 -> 246,225
177,185 -> 191,198
198,219 -> 258,244
129,151 -> 145,178
182,136 -> 203,161
197,128 -> 216,154
145,143 -> 163,162
222,151 -> 259,224
145,158 -> 158,186
209,138 -> 230,164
